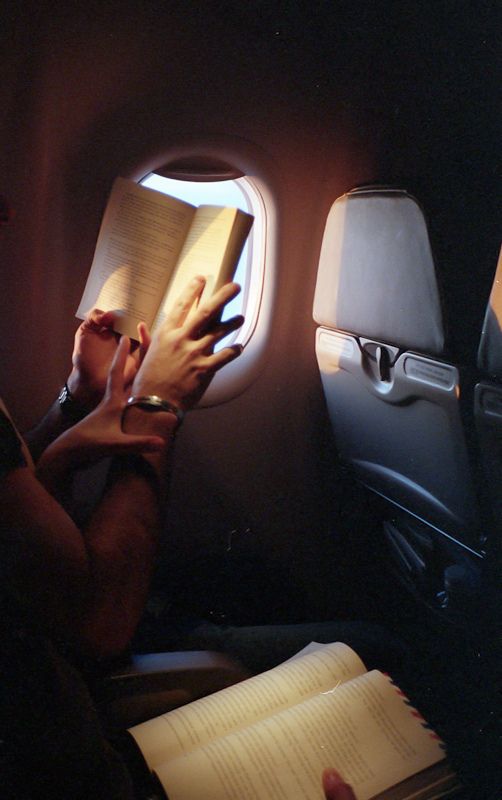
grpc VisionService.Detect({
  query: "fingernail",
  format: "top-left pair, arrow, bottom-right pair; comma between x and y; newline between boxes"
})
322,769 -> 345,790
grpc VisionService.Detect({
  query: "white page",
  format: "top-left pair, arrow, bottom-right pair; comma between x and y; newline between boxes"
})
130,642 -> 366,769
157,671 -> 446,800
77,178 -> 195,338
151,205 -> 245,331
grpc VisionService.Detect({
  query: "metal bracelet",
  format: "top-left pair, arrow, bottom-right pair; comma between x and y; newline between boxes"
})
126,395 -> 185,423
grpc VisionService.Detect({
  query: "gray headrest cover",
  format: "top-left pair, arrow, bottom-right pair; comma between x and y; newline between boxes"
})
313,190 -> 444,354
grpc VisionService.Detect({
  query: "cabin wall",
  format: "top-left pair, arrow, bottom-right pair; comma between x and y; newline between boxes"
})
0,3 -> 498,619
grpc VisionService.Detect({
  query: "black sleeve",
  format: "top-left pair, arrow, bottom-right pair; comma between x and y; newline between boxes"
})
0,408 -> 27,477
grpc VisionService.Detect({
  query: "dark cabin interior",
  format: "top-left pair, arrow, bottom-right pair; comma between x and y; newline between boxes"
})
0,2 -> 500,798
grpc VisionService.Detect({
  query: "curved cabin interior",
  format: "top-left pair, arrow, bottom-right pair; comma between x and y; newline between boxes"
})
0,3 -> 499,798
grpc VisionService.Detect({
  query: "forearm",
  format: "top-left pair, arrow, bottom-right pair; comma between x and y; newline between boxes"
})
24,389 -> 87,463
3,408 -> 177,659
76,407 -> 178,658
77,463 -> 164,659
13,279 -> 242,661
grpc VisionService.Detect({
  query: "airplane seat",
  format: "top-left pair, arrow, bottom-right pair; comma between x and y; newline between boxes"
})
475,245 -> 502,543
89,650 -> 249,796
102,649 -> 249,729
313,187 -> 484,620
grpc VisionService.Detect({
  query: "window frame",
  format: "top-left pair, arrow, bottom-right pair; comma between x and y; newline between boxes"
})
128,139 -> 277,407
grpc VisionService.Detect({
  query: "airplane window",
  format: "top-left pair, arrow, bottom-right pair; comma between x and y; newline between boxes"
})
140,172 -> 265,349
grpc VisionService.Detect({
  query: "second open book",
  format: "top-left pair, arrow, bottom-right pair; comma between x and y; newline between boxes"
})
76,177 -> 254,340
129,642 -> 459,800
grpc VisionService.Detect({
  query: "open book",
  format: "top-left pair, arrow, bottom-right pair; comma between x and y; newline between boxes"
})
128,642 -> 459,800
76,177 -> 254,340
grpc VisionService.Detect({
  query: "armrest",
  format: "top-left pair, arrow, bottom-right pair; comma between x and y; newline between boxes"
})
103,650 -> 250,728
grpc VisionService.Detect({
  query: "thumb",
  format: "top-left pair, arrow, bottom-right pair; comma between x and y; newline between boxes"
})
84,308 -> 117,333
106,336 -> 130,399
322,769 -> 356,800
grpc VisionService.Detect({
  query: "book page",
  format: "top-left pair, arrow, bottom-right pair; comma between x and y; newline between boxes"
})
76,178 -> 195,339
151,205 -> 253,331
284,641 -> 335,662
129,642 -> 366,769
156,671 -> 447,800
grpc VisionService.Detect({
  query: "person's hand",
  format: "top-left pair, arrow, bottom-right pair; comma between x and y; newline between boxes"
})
131,276 -> 244,411
322,769 -> 356,800
37,336 -> 165,492
67,309 -> 141,409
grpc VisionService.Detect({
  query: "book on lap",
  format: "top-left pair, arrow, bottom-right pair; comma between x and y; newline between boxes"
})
128,642 -> 460,800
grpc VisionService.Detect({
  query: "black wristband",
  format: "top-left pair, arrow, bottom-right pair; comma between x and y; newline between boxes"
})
58,383 -> 88,422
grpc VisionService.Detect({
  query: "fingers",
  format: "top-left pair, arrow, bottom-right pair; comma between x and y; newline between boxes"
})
137,322 -> 152,361
204,343 -> 243,372
184,281 -> 241,338
165,276 -> 206,328
322,769 -> 356,800
107,336 -> 130,397
83,308 -> 118,332
83,308 -> 105,326
198,314 -> 244,351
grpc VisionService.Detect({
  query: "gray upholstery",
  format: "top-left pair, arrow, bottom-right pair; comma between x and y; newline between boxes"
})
105,651 -> 248,728
314,187 -> 482,553
313,188 -> 444,355
475,247 -> 502,535
477,245 -> 502,377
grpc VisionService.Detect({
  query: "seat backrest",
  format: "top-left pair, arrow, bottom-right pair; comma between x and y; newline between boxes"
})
314,187 -> 483,556
313,187 -> 444,354
474,245 -> 502,537
477,245 -> 502,378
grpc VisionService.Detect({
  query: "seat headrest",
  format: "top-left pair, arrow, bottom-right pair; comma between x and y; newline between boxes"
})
313,188 -> 444,354
477,245 -> 502,378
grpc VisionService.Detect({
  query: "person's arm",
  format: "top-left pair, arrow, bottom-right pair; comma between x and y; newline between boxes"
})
1,337 -> 167,649
24,309 -> 140,461
77,276 -> 244,657
1,278 -> 244,660
35,336 -> 163,499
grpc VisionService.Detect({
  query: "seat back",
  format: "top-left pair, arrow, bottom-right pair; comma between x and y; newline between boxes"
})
314,187 -> 483,555
475,245 -> 502,537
